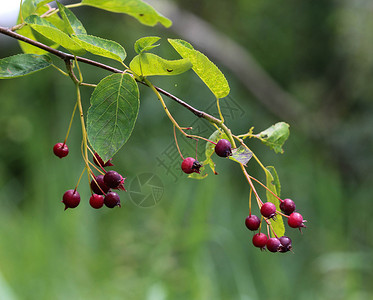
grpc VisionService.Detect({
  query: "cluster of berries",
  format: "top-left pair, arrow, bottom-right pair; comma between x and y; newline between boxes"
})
53,143 -> 126,210
246,198 -> 306,253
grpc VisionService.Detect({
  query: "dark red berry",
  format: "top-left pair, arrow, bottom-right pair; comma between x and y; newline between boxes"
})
260,202 -> 277,219
266,237 -> 281,252
245,215 -> 261,231
278,236 -> 292,253
62,189 -> 80,210
104,191 -> 121,208
215,139 -> 232,157
89,194 -> 104,209
181,157 -> 201,174
288,212 -> 306,229
280,198 -> 296,215
90,175 -> 110,195
104,171 -> 124,189
53,142 -> 69,158
252,233 -> 268,249
93,152 -> 113,167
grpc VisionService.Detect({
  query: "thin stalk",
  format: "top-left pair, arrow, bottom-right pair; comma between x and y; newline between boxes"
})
63,100 -> 78,144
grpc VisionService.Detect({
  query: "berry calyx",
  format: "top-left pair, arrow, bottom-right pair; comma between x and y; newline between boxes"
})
245,215 -> 261,231
278,236 -> 292,253
266,237 -> 281,252
288,212 -> 306,229
280,198 -> 296,215
181,157 -> 202,174
260,202 -> 277,219
62,189 -> 80,210
89,194 -> 104,209
252,233 -> 268,249
93,152 -> 114,167
90,175 -> 110,195
53,142 -> 69,158
104,191 -> 121,208
104,170 -> 124,189
215,139 -> 232,157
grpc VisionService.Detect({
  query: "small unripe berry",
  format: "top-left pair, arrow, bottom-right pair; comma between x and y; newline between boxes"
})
288,212 -> 306,229
260,202 -> 277,219
252,233 -> 268,249
181,157 -> 201,174
90,175 -> 110,195
104,170 -> 124,189
280,198 -> 296,215
215,139 -> 232,157
62,189 -> 80,210
89,194 -> 104,209
266,237 -> 281,252
104,191 -> 121,208
53,143 -> 69,158
245,215 -> 261,231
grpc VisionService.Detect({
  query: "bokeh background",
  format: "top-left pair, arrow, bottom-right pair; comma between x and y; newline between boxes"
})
1,0 -> 373,299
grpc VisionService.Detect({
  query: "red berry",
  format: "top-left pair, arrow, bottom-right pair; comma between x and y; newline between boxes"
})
104,191 -> 121,208
53,142 -> 69,158
90,175 -> 110,195
181,157 -> 201,174
93,152 -> 113,167
215,139 -> 232,157
252,233 -> 268,249
89,194 -> 104,209
62,189 -> 80,210
245,215 -> 261,231
104,170 -> 124,189
278,236 -> 292,253
288,212 -> 306,229
260,202 -> 277,219
280,198 -> 296,215
266,237 -> 281,252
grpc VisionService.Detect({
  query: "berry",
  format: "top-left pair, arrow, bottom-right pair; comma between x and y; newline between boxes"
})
181,157 -> 202,174
288,212 -> 306,229
215,139 -> 232,157
104,191 -> 121,208
278,236 -> 292,253
260,202 -> 277,219
93,152 -> 113,167
89,194 -> 104,209
252,233 -> 268,249
90,175 -> 110,195
62,189 -> 80,210
280,198 -> 296,215
266,237 -> 281,252
245,215 -> 261,231
104,171 -> 124,189
53,142 -> 69,158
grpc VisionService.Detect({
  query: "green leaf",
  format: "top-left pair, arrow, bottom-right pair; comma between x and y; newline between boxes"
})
130,53 -> 192,77
228,145 -> 253,166
72,34 -> 126,62
257,122 -> 290,154
134,36 -> 160,54
25,15 -> 85,55
81,0 -> 172,27
265,166 -> 285,238
168,38 -> 230,99
57,2 -> 87,35
87,73 -> 140,162
0,54 -> 51,79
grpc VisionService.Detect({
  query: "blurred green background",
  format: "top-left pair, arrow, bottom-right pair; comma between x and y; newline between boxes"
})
1,0 -> 373,299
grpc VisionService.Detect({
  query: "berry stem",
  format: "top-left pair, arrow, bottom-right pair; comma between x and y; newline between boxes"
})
240,164 -> 263,207
63,100 -> 78,144
248,174 -> 282,202
173,125 -> 184,160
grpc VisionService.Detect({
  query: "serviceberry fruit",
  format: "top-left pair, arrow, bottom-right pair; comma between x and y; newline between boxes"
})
89,194 -> 104,209
62,189 -> 80,210
245,215 -> 261,231
90,175 -> 110,195
104,191 -> 121,208
280,198 -> 296,215
214,139 -> 232,157
260,202 -> 277,219
181,157 -> 202,174
278,236 -> 292,253
104,170 -> 124,189
266,237 -> 281,252
53,142 -> 69,158
288,212 -> 306,229
93,152 -> 113,167
252,233 -> 268,249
